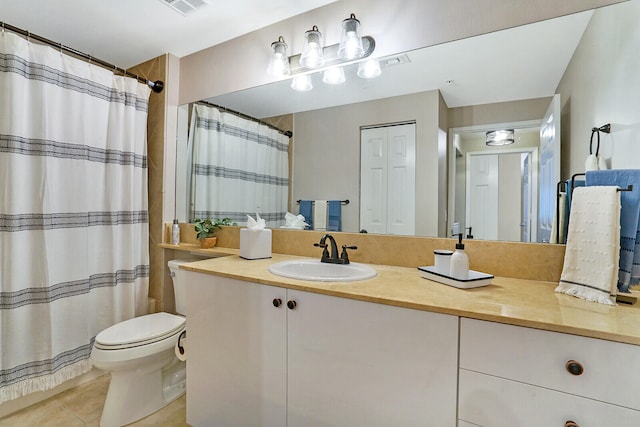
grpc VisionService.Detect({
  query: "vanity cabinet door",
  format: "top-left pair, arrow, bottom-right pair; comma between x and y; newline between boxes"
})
185,273 -> 287,427
286,290 -> 459,427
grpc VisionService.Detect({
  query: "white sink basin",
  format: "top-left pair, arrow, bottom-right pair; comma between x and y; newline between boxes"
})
269,259 -> 377,282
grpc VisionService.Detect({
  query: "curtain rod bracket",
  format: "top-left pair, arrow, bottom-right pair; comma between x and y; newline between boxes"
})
149,80 -> 164,93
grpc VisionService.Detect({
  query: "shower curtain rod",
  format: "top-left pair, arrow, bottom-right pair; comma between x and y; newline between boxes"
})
198,101 -> 293,138
0,21 -> 164,93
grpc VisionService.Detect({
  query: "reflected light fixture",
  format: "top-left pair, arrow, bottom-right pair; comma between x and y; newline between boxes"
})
338,13 -> 364,60
300,25 -> 324,69
267,36 -> 291,77
486,129 -> 515,146
357,58 -> 382,79
322,66 -> 346,85
291,74 -> 313,92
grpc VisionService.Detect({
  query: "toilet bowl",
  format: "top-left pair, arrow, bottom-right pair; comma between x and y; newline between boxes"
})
91,259 -> 192,427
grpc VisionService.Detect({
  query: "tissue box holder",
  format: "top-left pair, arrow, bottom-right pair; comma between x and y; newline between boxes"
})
240,228 -> 272,260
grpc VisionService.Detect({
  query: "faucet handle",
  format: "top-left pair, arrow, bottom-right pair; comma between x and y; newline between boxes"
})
314,242 -> 330,260
340,245 -> 357,264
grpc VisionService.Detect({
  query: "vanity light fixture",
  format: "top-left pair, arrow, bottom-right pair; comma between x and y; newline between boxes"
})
267,36 -> 291,77
486,129 -> 515,146
357,58 -> 382,79
291,74 -> 313,92
267,13 -> 376,80
300,25 -> 325,69
322,66 -> 346,85
338,14 -> 365,60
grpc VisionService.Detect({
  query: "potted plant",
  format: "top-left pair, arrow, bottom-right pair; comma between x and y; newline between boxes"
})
194,218 -> 234,248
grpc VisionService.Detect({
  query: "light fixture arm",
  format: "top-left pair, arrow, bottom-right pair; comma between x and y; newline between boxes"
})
288,35 -> 376,76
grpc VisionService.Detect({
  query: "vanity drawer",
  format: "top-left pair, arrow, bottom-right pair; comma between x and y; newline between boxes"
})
460,318 -> 640,410
459,369 -> 640,427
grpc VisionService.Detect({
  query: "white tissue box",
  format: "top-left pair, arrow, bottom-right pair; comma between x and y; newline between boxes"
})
240,228 -> 272,260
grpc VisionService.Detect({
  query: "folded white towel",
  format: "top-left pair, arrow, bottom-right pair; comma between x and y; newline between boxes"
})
314,200 -> 327,231
555,186 -> 620,305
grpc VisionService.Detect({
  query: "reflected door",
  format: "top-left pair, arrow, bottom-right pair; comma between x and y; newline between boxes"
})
360,123 -> 416,235
538,94 -> 561,243
466,154 -> 499,240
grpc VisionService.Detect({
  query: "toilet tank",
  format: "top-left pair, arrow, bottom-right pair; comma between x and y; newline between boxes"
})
168,259 -> 195,315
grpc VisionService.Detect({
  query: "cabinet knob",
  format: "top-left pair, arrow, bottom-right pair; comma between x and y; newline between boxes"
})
564,421 -> 579,427
272,298 -> 282,308
565,360 -> 584,376
287,300 -> 297,310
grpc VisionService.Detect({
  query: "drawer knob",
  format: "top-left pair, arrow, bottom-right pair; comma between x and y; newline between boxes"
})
287,300 -> 297,310
272,298 -> 282,308
564,421 -> 579,427
565,360 -> 584,376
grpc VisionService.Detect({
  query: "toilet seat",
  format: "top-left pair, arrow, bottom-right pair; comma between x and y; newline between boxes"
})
95,312 -> 185,350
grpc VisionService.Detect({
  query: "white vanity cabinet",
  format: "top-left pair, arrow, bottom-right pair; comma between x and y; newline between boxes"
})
184,271 -> 459,426
458,318 -> 640,426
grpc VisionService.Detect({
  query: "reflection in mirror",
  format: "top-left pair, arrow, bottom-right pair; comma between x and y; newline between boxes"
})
450,122 -> 541,242
176,1 -> 637,242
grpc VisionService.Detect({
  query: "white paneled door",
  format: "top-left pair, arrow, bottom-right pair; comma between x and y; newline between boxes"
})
360,123 -> 416,235
539,94 -> 561,243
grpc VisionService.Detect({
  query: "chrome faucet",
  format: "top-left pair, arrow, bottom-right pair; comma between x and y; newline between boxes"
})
314,234 -> 357,264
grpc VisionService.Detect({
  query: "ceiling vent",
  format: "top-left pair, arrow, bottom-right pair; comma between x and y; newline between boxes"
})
161,0 -> 211,15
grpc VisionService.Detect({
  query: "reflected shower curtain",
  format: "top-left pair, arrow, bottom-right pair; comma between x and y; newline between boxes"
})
188,104 -> 289,227
0,32 -> 150,402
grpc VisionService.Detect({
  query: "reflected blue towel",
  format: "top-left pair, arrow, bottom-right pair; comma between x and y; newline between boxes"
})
327,200 -> 342,232
299,200 -> 313,230
564,178 -> 585,242
586,170 -> 640,292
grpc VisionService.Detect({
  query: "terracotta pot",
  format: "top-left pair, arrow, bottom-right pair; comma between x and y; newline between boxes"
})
198,236 -> 217,248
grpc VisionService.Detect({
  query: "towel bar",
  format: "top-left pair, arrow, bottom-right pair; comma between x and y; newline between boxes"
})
296,199 -> 350,205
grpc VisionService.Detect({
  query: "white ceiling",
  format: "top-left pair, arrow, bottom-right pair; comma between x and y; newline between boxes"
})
0,0 -> 337,68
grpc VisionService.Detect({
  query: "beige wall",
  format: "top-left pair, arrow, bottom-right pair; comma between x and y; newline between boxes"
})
178,0 -> 622,104
556,0 -> 640,178
448,97 -> 552,129
292,90 -> 441,236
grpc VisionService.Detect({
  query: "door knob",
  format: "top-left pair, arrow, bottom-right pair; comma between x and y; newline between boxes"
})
287,300 -> 297,310
272,298 -> 282,308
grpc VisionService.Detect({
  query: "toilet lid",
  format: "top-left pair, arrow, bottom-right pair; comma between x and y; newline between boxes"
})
95,312 -> 185,348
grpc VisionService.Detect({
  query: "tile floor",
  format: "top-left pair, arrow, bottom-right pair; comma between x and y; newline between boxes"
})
0,374 -> 189,427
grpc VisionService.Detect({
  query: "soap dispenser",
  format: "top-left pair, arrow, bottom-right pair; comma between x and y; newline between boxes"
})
450,233 -> 469,279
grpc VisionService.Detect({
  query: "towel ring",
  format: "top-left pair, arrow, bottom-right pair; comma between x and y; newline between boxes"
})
589,128 -> 600,156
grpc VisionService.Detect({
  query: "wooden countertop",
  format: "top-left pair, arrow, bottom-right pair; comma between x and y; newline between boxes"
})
181,253 -> 640,346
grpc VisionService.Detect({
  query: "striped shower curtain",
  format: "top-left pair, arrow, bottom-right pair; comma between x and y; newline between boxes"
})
0,31 -> 150,402
188,104 -> 289,227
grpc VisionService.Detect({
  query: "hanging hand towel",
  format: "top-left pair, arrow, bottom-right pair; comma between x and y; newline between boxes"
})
563,178 -> 585,242
299,200 -> 313,230
314,200 -> 327,231
556,186 -> 620,305
586,170 -> 640,292
327,200 -> 342,232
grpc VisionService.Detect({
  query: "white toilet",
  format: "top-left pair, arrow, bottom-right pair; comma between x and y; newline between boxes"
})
91,259 -> 191,427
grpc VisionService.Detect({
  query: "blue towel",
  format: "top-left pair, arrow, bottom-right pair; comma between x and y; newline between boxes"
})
299,200 -> 313,230
564,178 -> 585,242
586,170 -> 640,292
327,200 -> 342,232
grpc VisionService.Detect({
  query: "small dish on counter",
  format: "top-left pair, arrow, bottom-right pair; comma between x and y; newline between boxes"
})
417,266 -> 493,289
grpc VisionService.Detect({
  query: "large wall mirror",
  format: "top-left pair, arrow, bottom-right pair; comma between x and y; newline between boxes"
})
175,0 -> 638,243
